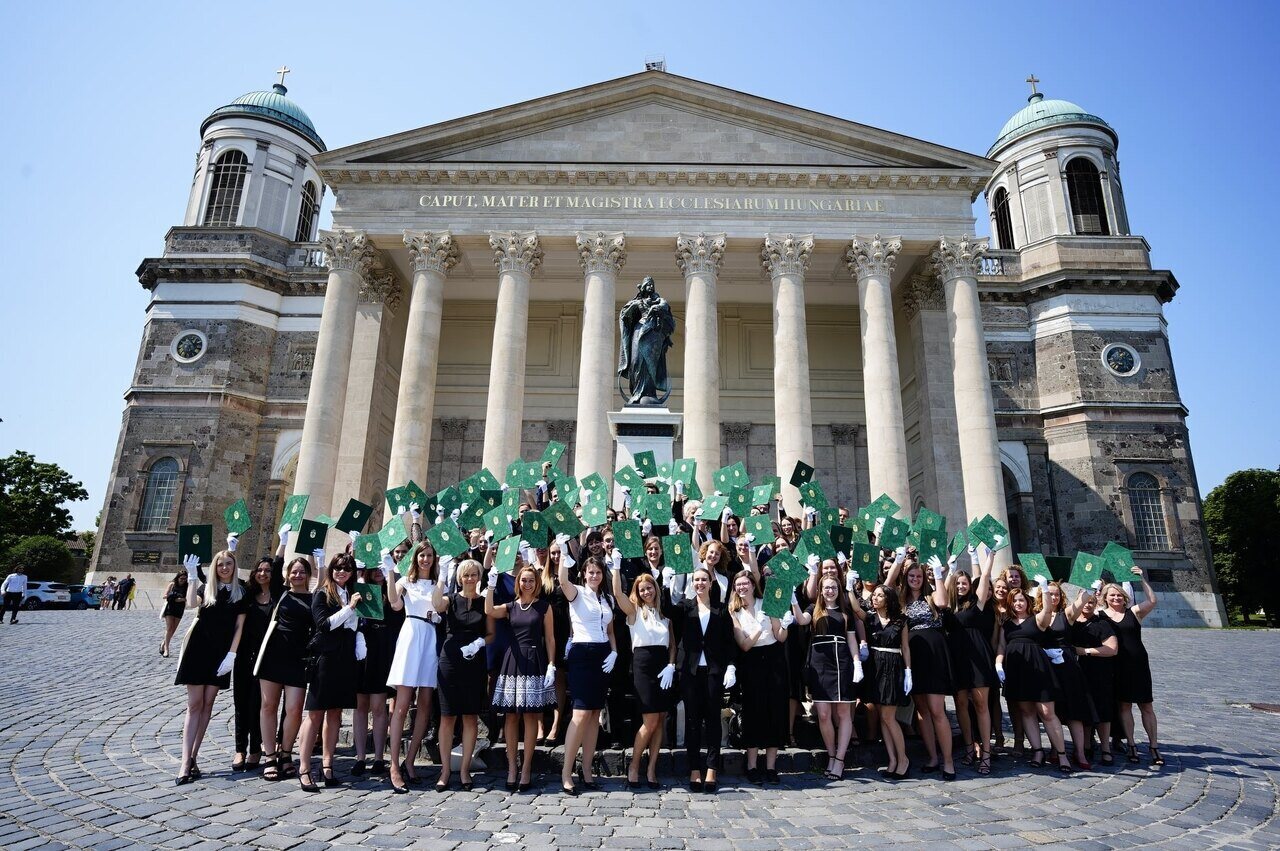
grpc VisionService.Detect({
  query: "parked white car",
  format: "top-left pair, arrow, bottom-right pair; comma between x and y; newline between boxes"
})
22,581 -> 71,609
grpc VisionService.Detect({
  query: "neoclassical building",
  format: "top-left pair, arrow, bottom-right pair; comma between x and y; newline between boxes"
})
90,70 -> 1224,625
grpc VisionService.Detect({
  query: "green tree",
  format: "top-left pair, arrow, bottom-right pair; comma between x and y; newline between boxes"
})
0,451 -> 88,556
1203,468 -> 1280,626
3,536 -> 78,584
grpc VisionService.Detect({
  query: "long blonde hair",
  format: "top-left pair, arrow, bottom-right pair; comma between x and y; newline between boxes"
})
201,550 -> 244,608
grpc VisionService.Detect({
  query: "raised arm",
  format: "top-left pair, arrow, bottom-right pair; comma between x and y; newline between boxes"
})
557,535 -> 578,602
612,565 -> 636,620
883,546 -> 908,589
183,555 -> 201,608
974,545 -> 993,607
381,550 -> 405,612
1033,575 -> 1054,630
484,584 -> 509,619
1132,566 -> 1158,619
431,576 -> 447,613
927,556 -> 950,609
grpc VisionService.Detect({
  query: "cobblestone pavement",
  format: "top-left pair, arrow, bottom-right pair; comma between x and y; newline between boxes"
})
0,611 -> 1276,850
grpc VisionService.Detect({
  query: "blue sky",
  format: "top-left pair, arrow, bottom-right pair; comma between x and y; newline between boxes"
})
1,0 -> 1275,530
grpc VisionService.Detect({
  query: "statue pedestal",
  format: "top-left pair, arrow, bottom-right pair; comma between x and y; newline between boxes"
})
608,407 -> 683,504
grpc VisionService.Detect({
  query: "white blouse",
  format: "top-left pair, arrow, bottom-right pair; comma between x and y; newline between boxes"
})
568,585 -> 614,643
396,578 -> 436,619
734,599 -> 777,647
627,606 -> 670,649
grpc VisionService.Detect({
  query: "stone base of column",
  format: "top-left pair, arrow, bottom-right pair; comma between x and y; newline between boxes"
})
608,408 -> 683,506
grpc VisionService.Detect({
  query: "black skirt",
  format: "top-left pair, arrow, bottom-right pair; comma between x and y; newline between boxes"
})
305,630 -> 358,711
806,635 -> 856,702
738,642 -> 789,748
174,588 -> 244,689
907,627 -> 955,696
356,620 -> 394,695
438,644 -> 490,717
632,645 -> 674,714
567,641 -> 610,710
1003,638 -> 1056,703
1051,653 -> 1098,724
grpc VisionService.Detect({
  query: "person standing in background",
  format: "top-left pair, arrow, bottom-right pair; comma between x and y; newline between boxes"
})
1,565 -> 28,623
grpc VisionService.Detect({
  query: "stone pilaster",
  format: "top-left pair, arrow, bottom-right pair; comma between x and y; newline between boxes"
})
762,233 -> 815,515
575,231 -> 626,485
676,232 -> 726,493
483,231 -> 543,475
846,234 -> 911,510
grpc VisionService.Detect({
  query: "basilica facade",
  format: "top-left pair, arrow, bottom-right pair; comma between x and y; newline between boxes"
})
89,69 -> 1225,626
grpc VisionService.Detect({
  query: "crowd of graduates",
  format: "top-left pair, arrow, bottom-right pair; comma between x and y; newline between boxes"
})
169,448 -> 1164,793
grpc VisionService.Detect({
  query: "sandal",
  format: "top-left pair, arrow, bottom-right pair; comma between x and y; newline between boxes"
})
231,753 -> 247,772
261,754 -> 281,782
1126,743 -> 1140,764
279,752 -> 297,778
1100,750 -> 1114,766
959,750 -> 976,767
824,757 -> 845,780
1056,751 -> 1073,775
977,750 -> 992,776
1029,749 -> 1045,768
1150,747 -> 1165,767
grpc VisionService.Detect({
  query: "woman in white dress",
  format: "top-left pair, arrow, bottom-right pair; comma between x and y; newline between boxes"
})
381,540 -> 441,793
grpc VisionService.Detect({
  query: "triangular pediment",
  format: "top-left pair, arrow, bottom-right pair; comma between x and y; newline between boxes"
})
319,72 -> 993,174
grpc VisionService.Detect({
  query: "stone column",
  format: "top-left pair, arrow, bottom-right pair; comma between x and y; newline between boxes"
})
675,232 -> 726,494
482,231 -> 543,475
294,230 -> 373,517
762,233 -> 815,515
385,232 -> 459,498
845,235 -> 910,510
575,231 -> 626,484
933,236 -> 1011,564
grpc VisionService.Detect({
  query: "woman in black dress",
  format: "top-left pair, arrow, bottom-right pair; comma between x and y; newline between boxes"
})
888,553 -> 956,779
351,558 -> 393,778
255,554 -> 314,781
232,555 -> 279,771
1100,566 -> 1162,766
730,570 -> 789,784
486,562 -> 557,791
612,566 -> 674,789
996,583 -> 1072,773
160,570 -> 187,657
865,584 -> 911,778
664,564 -> 736,793
1071,588 -> 1119,765
791,574 -> 862,780
1037,580 -> 1097,768
174,550 -> 247,785
946,544 -> 996,775
296,554 -> 362,792
431,558 -> 492,791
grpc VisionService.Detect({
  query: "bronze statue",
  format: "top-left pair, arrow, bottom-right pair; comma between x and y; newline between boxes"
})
617,276 -> 675,406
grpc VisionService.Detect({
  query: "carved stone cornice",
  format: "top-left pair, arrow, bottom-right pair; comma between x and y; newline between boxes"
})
576,231 -> 627,275
439,418 -> 469,441
900,273 -> 947,319
761,233 -> 814,279
404,230 -> 459,276
359,271 -> 402,312
829,423 -> 859,446
489,230 -> 543,275
721,421 -> 752,445
319,230 -> 374,277
845,234 -> 902,280
546,419 -> 577,443
675,232 -> 727,277
933,235 -> 989,281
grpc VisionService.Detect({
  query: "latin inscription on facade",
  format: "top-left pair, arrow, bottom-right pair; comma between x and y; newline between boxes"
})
418,193 -> 887,213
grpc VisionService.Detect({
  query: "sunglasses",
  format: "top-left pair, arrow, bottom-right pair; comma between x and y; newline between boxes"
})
332,566 -> 353,573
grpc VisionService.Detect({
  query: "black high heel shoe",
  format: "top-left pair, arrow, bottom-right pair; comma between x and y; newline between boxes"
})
175,758 -> 194,786
401,760 -> 421,785
322,762 -> 342,787
299,769 -> 320,793
350,759 -> 367,777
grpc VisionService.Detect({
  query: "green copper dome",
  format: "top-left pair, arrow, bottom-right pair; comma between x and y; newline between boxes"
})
989,92 -> 1113,156
203,83 -> 325,150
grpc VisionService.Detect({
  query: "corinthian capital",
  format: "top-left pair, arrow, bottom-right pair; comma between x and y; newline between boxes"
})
576,231 -> 627,275
320,230 -> 374,275
489,230 -> 543,275
761,233 -> 814,279
845,234 -> 902,280
359,271 -> 402,312
675,232 -> 727,277
404,230 -> 459,276
932,235 -> 989,281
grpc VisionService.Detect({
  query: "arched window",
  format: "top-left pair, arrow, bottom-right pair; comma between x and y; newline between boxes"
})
1127,472 -> 1169,551
993,187 -> 1015,249
202,149 -> 249,226
294,181 -> 319,242
1065,157 -> 1110,236
138,457 -> 181,532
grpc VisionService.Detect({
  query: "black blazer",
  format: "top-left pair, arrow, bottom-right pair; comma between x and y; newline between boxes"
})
665,592 -> 737,675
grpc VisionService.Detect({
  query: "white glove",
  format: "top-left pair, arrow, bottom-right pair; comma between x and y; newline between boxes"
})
565,638 -> 574,657
440,555 -> 456,587
355,632 -> 367,661
966,544 -> 978,564
859,641 -> 869,662
874,517 -> 886,536
460,502 -> 470,515
674,479 -> 685,497
216,651 -> 235,677
903,667 -> 913,695
995,662 -> 1005,684
183,554 -> 201,582
668,518 -> 681,535
947,553 -> 959,576
977,543 -> 993,564
279,522 -> 292,535
853,658 -> 864,684
450,508 -> 462,523
380,550 -> 396,579
780,611 -> 795,630
893,546 -> 907,566
543,663 -> 557,689
461,637 -> 486,659
611,549 -> 623,572
722,665 -> 737,689
642,518 -> 653,535
836,551 -> 848,566
1044,647 -> 1065,665
410,502 -> 421,522
1090,579 -> 1103,592
658,663 -> 675,690
486,565 -> 498,588
601,650 -> 618,673
845,569 -> 856,593
804,504 -> 818,520
435,506 -> 446,524
928,555 -> 945,583
806,553 -> 821,577
312,548 -> 325,567
226,533 -> 238,553
1035,574 -> 1049,595
279,526 -> 290,550
661,566 -> 675,587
